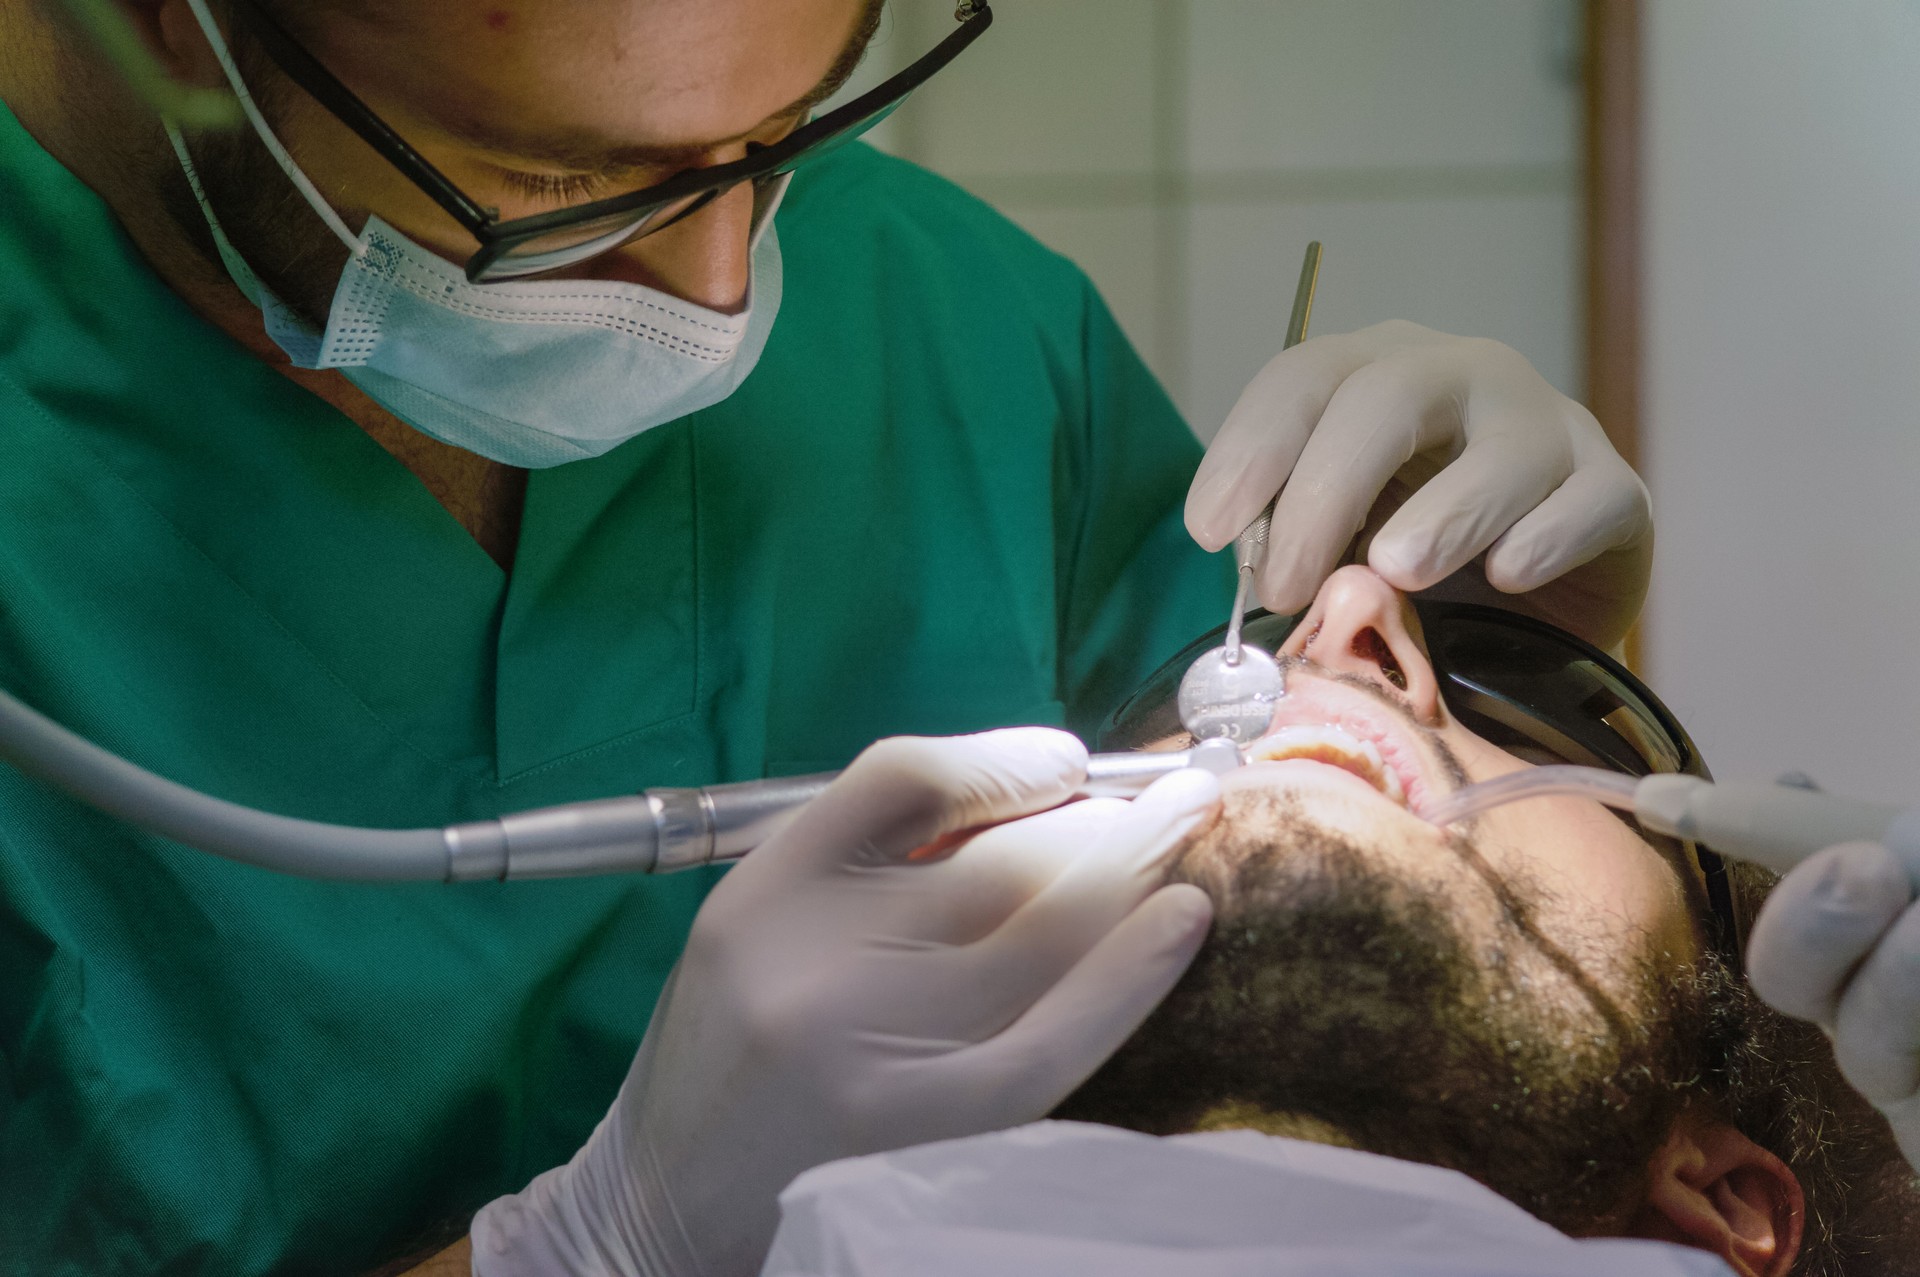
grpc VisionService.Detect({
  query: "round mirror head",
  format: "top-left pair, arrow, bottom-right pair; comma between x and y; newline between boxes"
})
1176,644 -> 1284,743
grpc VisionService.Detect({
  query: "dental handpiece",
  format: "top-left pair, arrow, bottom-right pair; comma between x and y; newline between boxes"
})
0,672 -> 1243,883
1426,765 -> 1920,885
474,736 -> 1247,880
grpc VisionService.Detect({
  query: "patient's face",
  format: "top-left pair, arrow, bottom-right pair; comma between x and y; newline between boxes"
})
1059,566 -> 1717,1233
1175,565 -> 1702,991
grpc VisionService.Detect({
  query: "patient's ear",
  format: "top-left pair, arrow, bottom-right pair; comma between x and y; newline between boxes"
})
1630,1105 -> 1803,1277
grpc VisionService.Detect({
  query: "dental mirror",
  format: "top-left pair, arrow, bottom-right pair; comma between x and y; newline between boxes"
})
1177,635 -> 1283,743
1176,240 -> 1321,744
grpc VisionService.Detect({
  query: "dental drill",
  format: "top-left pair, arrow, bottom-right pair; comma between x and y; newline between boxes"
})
0,678 -> 1244,883
1426,766 -> 1920,883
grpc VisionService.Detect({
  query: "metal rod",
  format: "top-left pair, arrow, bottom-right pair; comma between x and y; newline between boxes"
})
1229,240 -> 1323,612
1284,241 -> 1322,350
1223,567 -> 1253,663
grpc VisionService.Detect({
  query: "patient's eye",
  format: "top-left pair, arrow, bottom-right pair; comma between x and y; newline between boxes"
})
1351,627 -> 1408,690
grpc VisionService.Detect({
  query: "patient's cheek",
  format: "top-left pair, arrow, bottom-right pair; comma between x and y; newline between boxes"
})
1449,728 -> 1535,784
1442,725 -> 1698,963
1483,799 -> 1697,967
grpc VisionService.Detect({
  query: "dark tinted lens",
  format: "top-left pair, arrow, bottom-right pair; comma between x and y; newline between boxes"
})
1424,611 -> 1686,777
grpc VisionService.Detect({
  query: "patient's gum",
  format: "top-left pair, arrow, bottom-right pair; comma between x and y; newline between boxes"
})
1248,725 -> 1407,807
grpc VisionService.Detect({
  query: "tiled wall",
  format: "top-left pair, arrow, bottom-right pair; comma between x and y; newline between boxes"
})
835,0 -> 1584,437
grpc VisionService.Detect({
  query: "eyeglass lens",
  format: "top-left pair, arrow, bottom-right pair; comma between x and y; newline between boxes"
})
475,94 -> 913,281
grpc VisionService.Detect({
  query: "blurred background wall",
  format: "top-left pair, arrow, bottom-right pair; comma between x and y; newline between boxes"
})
835,1 -> 1920,802
1642,1 -> 1920,802
837,0 -> 1585,435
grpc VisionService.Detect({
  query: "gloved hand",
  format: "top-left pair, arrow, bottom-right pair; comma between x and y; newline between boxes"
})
469,728 -> 1220,1277
1186,320 -> 1653,651
1747,840 -> 1920,1169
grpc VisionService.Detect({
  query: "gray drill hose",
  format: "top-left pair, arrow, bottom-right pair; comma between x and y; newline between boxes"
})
0,682 -> 452,880
0,681 -> 1238,883
0,680 -> 839,882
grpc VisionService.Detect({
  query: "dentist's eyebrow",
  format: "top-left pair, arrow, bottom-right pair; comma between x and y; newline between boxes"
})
440,0 -> 886,176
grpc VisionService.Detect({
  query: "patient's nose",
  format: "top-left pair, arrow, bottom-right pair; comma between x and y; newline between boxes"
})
1280,566 -> 1444,721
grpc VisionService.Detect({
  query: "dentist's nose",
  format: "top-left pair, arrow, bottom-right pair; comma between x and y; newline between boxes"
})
594,175 -> 757,313
1280,566 -> 1444,721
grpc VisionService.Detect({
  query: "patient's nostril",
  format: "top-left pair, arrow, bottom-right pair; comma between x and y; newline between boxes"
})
1351,628 -> 1407,690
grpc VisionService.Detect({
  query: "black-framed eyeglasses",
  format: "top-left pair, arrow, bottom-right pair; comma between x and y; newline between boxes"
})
225,0 -> 993,283
1101,602 -> 1744,972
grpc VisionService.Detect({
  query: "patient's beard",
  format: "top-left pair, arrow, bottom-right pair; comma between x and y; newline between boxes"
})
1054,789 -> 1709,1236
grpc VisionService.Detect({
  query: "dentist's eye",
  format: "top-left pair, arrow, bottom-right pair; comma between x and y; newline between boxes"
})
497,169 -> 609,204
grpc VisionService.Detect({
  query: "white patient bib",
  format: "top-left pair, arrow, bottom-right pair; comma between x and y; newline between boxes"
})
763,1121 -> 1737,1277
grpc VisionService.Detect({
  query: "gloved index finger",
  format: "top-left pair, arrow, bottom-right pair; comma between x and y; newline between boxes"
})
1253,347 -> 1465,614
1365,424 -> 1570,593
781,727 -> 1089,873
1185,333 -> 1373,552
939,768 -> 1220,1034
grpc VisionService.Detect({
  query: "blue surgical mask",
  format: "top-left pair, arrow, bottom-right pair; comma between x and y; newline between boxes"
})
167,0 -> 785,469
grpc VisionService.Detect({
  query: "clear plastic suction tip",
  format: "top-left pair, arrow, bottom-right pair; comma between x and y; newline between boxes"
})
1177,644 -> 1284,744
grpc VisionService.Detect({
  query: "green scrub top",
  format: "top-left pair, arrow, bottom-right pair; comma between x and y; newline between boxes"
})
0,102 -> 1230,1275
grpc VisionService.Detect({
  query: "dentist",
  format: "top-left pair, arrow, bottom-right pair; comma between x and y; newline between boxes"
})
0,1 -> 1649,1273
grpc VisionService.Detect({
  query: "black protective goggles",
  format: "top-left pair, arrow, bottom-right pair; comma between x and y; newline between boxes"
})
1102,602 -> 1743,971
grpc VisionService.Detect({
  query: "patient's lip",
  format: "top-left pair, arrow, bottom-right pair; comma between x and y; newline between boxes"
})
1254,676 -> 1444,816
1247,724 -> 1405,806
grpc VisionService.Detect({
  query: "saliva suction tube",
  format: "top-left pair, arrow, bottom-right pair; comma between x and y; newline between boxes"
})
1425,765 -> 1920,888
1422,767 -> 1643,828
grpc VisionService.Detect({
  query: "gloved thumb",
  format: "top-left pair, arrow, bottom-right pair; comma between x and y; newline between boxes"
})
1748,840 -> 1913,1025
784,727 -> 1089,872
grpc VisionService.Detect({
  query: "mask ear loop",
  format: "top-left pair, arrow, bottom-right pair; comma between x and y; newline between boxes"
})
161,120 -> 256,290
750,171 -> 792,252
180,0 -> 362,257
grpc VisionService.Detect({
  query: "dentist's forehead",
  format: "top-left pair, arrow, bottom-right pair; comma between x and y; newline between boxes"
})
283,0 -> 878,160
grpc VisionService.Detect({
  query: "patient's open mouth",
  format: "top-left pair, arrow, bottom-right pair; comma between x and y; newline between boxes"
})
1247,725 -> 1408,808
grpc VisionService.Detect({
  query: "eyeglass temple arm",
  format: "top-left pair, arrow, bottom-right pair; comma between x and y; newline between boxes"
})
468,1 -> 997,260
225,0 -> 493,230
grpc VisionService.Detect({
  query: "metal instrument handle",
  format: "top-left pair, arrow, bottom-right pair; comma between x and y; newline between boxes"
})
1230,241 -> 1323,582
646,744 -> 1243,873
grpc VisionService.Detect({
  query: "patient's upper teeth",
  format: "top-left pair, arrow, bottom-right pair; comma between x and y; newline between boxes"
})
1250,724 -> 1408,807
1373,748 -> 1405,803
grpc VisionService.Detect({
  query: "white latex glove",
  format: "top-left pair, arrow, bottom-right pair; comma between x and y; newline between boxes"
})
469,727 -> 1220,1277
1186,320 -> 1653,651
1747,840 -> 1920,1169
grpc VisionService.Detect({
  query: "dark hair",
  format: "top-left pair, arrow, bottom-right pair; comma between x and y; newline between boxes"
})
1056,813 -> 1920,1276
1707,860 -> 1920,1277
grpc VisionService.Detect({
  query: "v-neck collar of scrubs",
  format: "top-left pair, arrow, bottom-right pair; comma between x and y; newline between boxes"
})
0,101 -> 700,793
